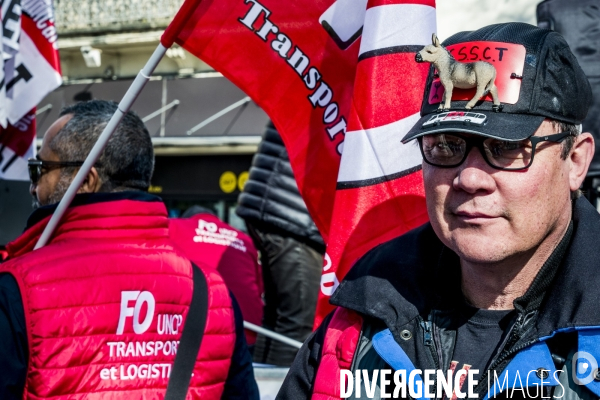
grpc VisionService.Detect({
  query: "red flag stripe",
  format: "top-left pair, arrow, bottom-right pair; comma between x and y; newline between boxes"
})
367,0 -> 436,8
350,52 -> 429,130
0,110 -> 36,180
315,172 -> 428,325
0,111 -> 36,156
359,3 -> 436,56
21,15 -> 60,73
172,0 -> 363,242
329,175 -> 427,250
161,0 -> 203,47
338,112 -> 422,183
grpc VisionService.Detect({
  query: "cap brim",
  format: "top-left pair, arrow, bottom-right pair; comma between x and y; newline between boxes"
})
402,111 -> 546,143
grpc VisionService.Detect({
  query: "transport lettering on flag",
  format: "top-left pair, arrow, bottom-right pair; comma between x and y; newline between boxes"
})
160,0 -> 434,325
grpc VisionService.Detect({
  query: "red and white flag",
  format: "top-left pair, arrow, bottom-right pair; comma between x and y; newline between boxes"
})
0,0 -> 61,180
163,0 -> 434,325
0,108 -> 35,179
318,0 -> 434,323
163,0 -> 358,236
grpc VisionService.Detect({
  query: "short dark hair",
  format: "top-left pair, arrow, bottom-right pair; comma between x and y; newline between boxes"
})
52,100 -> 154,191
550,120 -> 582,199
181,205 -> 217,218
551,120 -> 580,160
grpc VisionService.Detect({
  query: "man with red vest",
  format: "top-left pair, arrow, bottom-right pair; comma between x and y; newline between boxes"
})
279,24 -> 600,400
0,100 -> 259,399
169,206 -> 264,348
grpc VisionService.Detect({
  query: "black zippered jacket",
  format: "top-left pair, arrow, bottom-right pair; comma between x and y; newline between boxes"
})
236,123 -> 325,253
278,196 -> 600,399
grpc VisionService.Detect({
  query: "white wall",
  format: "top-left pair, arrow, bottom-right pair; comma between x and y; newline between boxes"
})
436,0 -> 540,41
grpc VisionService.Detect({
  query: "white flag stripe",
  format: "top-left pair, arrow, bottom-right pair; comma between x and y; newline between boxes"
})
319,0 -> 368,43
7,29 -> 61,124
337,113 -> 423,183
359,4 -> 436,56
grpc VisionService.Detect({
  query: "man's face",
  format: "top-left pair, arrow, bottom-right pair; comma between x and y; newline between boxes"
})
30,114 -> 73,208
423,120 -> 574,265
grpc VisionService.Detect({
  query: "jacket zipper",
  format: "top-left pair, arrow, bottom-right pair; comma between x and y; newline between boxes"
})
430,311 -> 445,372
420,314 -> 443,400
487,313 -> 524,370
420,315 -> 440,370
477,312 -> 536,396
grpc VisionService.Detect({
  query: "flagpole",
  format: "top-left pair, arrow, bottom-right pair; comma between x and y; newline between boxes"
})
34,44 -> 168,249
243,321 -> 303,349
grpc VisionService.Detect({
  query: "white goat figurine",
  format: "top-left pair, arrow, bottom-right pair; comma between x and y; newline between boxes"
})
416,34 -> 501,112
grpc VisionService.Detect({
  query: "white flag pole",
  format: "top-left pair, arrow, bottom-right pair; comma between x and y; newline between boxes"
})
34,44 -> 168,250
243,321 -> 303,349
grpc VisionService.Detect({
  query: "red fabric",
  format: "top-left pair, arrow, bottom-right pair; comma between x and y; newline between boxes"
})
21,14 -> 61,74
0,110 -> 36,156
165,0 -> 432,329
312,308 -> 363,399
169,214 -> 263,345
2,199 -> 235,399
165,0 -> 362,242
0,3 -> 61,178
351,53 -> 430,129
314,0 -> 432,324
0,109 -> 36,180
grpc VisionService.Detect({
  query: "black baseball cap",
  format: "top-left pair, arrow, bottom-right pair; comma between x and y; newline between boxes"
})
402,23 -> 593,143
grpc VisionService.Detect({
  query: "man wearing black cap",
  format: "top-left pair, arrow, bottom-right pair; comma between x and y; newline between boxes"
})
277,22 -> 599,400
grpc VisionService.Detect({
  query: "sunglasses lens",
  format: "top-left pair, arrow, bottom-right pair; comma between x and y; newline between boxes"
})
28,163 -> 39,184
483,138 -> 533,169
420,134 -> 467,166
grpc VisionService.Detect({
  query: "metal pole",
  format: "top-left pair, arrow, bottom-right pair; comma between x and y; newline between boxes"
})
36,104 -> 53,115
142,99 -> 180,123
243,321 -> 303,349
186,96 -> 251,135
160,77 -> 168,136
34,43 -> 168,250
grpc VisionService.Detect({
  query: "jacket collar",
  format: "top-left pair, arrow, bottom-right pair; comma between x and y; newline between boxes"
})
7,191 -> 167,259
331,196 -> 600,339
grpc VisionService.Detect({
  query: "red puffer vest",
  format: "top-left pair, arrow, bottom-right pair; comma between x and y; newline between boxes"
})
169,213 -> 263,345
312,308 -> 363,399
1,195 -> 235,399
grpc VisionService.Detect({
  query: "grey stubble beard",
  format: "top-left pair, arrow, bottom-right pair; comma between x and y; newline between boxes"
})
31,174 -> 73,209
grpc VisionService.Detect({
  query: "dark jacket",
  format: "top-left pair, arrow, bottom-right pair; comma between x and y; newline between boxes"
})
236,123 -> 325,253
278,196 -> 600,399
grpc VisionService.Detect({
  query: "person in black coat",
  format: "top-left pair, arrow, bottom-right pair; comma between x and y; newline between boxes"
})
236,121 -> 324,366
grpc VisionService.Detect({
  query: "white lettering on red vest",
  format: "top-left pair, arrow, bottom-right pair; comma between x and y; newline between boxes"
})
117,291 -> 156,334
194,219 -> 247,252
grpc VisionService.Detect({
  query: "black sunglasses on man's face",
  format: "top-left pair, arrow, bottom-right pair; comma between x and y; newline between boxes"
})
27,158 -> 85,185
417,131 -> 574,171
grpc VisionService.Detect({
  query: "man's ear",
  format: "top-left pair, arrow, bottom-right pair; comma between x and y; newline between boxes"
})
568,132 -> 595,192
78,166 -> 103,194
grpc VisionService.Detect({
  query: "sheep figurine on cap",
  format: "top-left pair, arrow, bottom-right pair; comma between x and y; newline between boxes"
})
416,34 -> 501,112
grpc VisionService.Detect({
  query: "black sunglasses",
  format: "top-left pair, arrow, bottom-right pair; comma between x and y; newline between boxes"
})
417,132 -> 574,171
27,158 -> 86,185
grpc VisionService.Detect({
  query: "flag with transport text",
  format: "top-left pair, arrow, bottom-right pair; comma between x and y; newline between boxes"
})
163,0 -> 435,325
